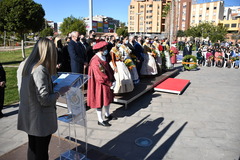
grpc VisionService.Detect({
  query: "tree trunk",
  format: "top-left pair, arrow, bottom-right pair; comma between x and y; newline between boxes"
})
21,40 -> 26,59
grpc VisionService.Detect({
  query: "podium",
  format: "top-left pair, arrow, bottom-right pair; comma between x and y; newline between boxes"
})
53,73 -> 89,160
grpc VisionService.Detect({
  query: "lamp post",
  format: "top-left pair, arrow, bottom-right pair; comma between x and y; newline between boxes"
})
89,0 -> 93,32
135,13 -> 142,35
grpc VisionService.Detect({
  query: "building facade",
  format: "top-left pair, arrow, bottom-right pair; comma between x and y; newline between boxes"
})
177,0 -> 192,31
128,0 -> 172,36
190,1 -> 224,26
84,15 -> 120,34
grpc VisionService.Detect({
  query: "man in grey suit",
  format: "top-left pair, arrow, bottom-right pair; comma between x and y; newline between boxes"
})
68,31 -> 87,74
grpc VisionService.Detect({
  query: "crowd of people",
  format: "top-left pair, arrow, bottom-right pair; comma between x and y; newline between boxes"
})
3,31 -> 237,159
53,30 -> 180,92
196,42 -> 240,69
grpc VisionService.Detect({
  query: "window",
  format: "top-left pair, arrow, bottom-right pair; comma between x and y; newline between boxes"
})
130,21 -> 134,25
147,4 -> 153,7
130,16 -> 134,20
130,5 -> 135,9
231,23 -> 237,27
214,6 -> 217,9
147,10 -> 153,13
199,15 -> 202,17
199,20 -> 202,23
224,24 -> 229,27
141,5 -> 144,8
192,20 -> 195,23
206,7 -> 209,10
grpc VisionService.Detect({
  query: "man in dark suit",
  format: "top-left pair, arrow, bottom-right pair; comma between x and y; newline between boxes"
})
0,63 -> 6,118
183,42 -> 193,70
183,42 -> 192,56
106,35 -> 115,62
68,31 -> 87,74
127,36 -> 143,75
133,36 -> 144,75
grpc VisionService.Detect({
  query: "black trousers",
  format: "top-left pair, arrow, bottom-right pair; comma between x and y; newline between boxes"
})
28,134 -> 52,160
0,87 -> 4,112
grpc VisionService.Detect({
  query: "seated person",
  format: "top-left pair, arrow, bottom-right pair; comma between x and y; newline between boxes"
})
214,49 -> 223,67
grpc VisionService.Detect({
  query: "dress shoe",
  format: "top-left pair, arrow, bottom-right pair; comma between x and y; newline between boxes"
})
0,113 -> 6,118
105,115 -> 118,120
98,121 -> 111,127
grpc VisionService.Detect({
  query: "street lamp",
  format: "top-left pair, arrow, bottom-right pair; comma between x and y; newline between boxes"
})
135,13 -> 142,35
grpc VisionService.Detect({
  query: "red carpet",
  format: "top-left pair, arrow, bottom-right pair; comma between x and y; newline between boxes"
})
154,78 -> 190,95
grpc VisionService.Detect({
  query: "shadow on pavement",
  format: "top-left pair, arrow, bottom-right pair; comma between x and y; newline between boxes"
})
67,115 -> 188,159
112,91 -> 160,118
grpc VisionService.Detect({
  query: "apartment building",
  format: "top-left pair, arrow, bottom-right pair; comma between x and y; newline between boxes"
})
178,0 -> 192,31
128,0 -> 171,36
190,1 -> 224,26
84,15 -> 120,33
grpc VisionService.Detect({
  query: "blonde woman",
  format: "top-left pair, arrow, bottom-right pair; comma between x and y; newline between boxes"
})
17,38 -> 69,160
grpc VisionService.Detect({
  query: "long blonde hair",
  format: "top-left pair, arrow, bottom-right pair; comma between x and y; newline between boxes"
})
22,38 -> 57,76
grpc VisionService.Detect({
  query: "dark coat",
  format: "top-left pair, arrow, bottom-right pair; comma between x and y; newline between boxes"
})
183,46 -> 192,57
0,63 -> 6,83
68,40 -> 86,73
134,42 -> 144,62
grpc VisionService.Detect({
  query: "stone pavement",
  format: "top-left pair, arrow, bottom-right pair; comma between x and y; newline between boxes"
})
0,64 -> 240,160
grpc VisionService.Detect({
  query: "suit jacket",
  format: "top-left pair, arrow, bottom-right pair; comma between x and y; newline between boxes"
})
133,42 -> 144,61
0,63 -> 6,83
126,42 -> 135,56
68,40 -> 86,73
17,63 -> 57,136
183,46 -> 192,57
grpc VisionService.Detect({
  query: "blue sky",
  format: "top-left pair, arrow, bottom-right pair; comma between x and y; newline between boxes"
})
33,0 -> 131,23
33,0 -> 240,23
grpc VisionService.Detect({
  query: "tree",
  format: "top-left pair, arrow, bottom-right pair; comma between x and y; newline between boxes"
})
60,16 -> 87,36
209,24 -> 228,43
39,27 -> 54,37
185,22 -> 228,42
0,0 -> 45,39
117,27 -> 128,37
177,30 -> 185,37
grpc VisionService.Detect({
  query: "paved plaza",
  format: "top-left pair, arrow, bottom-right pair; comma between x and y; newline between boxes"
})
0,64 -> 240,160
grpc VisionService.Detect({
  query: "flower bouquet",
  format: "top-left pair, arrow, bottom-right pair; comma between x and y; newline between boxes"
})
151,48 -> 157,57
169,50 -> 175,57
124,59 -> 136,70
209,55 -> 214,60
217,56 -> 223,59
